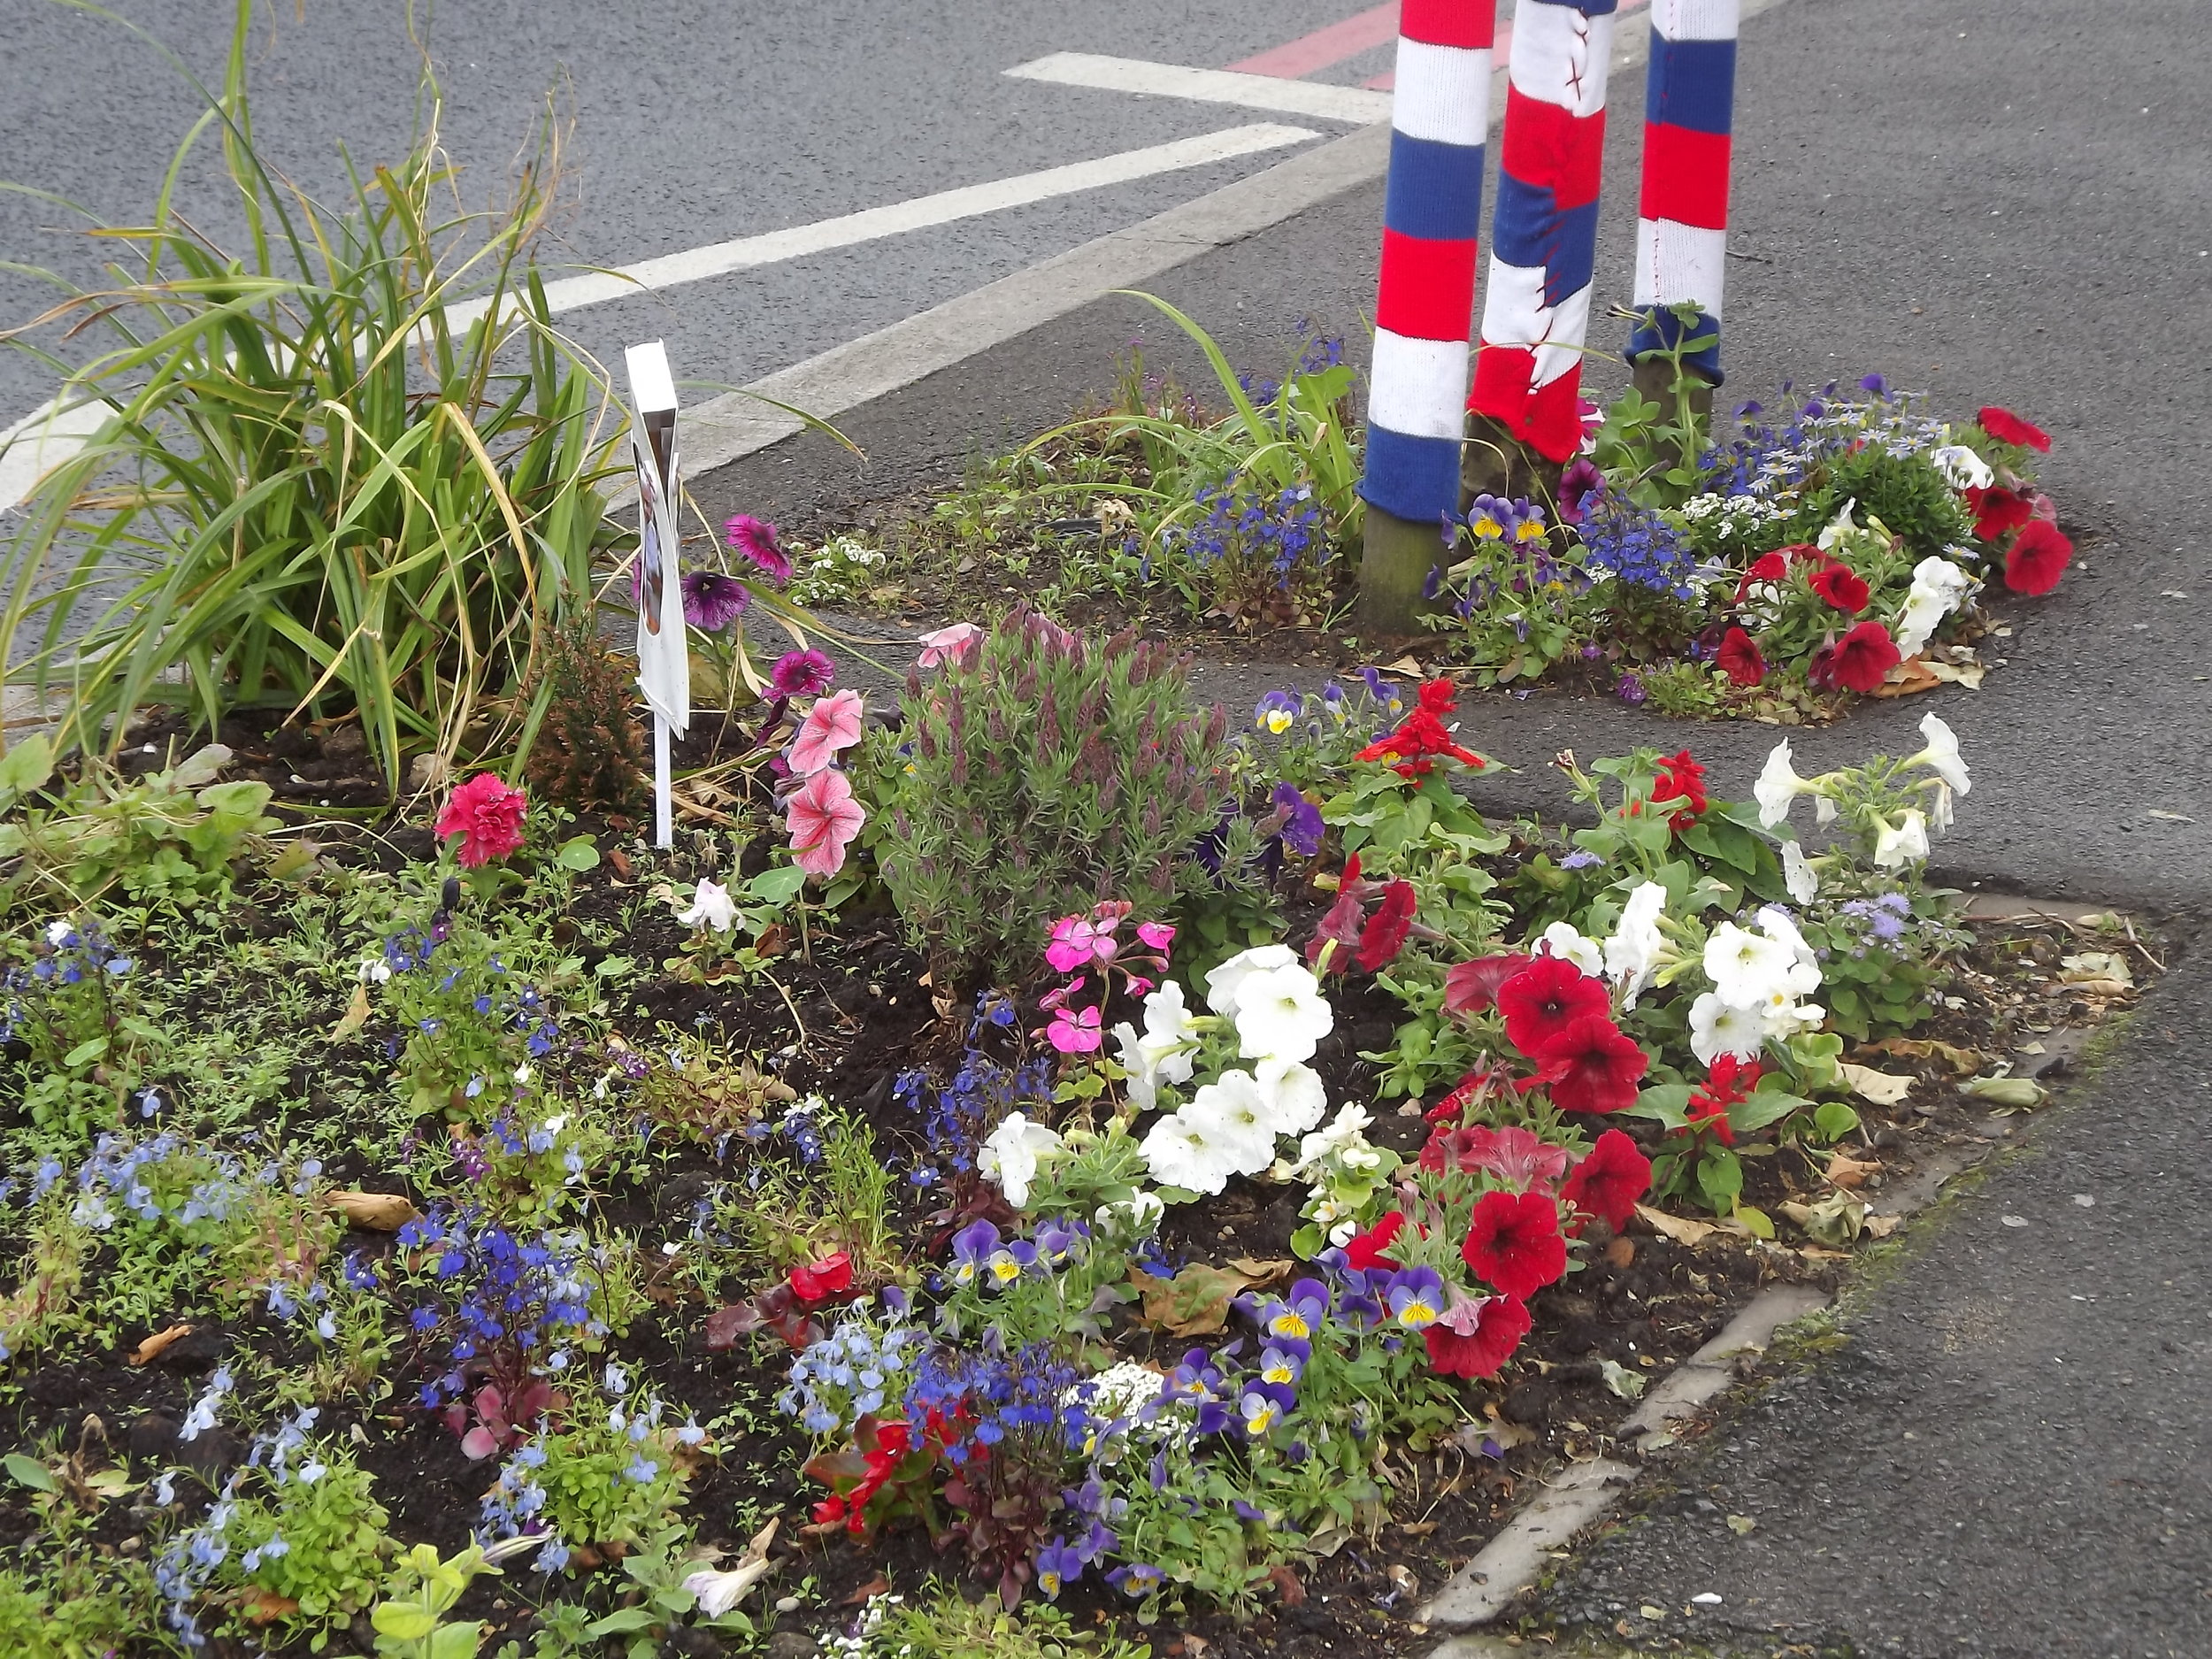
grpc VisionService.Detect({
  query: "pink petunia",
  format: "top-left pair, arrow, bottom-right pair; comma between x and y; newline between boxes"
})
1048,1004 -> 1103,1054
788,690 -> 866,777
786,767 -> 866,879
916,622 -> 983,670
435,774 -> 528,868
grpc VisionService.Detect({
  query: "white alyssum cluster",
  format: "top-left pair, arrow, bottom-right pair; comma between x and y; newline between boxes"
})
1135,946 -> 1334,1195
1690,907 -> 1826,1064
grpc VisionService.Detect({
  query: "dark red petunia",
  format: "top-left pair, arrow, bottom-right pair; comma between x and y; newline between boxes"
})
1978,405 -> 2052,452
1304,887 -> 1367,977
1462,1189 -> 1569,1299
1494,956 -> 1612,1059
1444,953 -> 1536,1017
1964,484 -> 2034,542
1649,749 -> 1709,829
1423,1295 -> 1532,1379
1355,677 -> 1487,778
1809,563 -> 1871,615
1559,1129 -> 1654,1232
1535,1013 -> 1651,1115
1829,620 -> 1901,694
1356,879 -> 1419,972
1734,543 -> 1820,603
1343,1210 -> 1407,1271
1716,626 -> 1768,687
2004,518 -> 2071,595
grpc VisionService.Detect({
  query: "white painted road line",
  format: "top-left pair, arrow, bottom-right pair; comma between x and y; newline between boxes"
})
1,123 -> 1318,510
1006,52 -> 1393,126
448,123 -> 1319,327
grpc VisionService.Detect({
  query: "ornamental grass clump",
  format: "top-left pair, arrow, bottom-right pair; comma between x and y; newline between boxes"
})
866,610 -> 1233,982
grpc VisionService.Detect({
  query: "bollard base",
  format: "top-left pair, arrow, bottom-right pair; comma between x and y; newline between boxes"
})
1357,505 -> 1448,639
1461,413 -> 1563,512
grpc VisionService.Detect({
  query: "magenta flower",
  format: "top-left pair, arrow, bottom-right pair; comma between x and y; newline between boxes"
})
771,649 -> 835,698
724,515 -> 792,585
1136,920 -> 1176,952
1045,913 -> 1120,973
786,767 -> 865,878
916,622 -> 983,670
788,690 -> 865,776
681,570 -> 751,632
1048,1003 -> 1103,1054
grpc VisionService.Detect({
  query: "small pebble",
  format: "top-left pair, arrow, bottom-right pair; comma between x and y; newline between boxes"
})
774,1595 -> 802,1614
2072,1194 -> 2096,1207
2001,1214 -> 2029,1227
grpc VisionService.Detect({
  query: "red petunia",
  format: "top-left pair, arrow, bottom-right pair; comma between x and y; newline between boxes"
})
1494,956 -> 1612,1059
1734,544 -> 1819,603
1356,879 -> 1419,972
1716,626 -> 1767,687
789,1250 -> 855,1303
1829,620 -> 1901,694
1978,405 -> 2051,452
1559,1129 -> 1653,1232
1423,1294 -> 1532,1379
1809,564 -> 1871,615
1535,1013 -> 1650,1114
1444,953 -> 1535,1017
2004,518 -> 2071,595
1649,749 -> 1709,829
1356,678 -> 1488,778
1462,1188 -> 1569,1299
435,773 -> 528,868
1344,1210 -> 1407,1271
1964,485 -> 2034,542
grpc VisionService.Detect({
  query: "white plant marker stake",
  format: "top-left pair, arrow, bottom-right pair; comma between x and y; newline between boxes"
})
625,342 -> 688,849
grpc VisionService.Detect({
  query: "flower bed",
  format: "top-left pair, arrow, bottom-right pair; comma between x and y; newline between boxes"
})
0,618 -> 2151,1659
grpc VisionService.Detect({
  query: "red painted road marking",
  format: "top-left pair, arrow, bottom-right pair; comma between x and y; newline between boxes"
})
1225,2 -> 1399,77
1360,0 -> 1649,90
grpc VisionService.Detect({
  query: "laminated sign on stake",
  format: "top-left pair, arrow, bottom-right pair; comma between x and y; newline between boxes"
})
625,341 -> 687,849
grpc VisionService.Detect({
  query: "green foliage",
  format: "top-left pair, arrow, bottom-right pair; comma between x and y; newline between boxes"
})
0,1506 -> 161,1658
226,1440 -> 394,1636
0,1 -> 624,791
371,1542 -> 499,1659
1784,443 -> 1971,560
863,609 -> 1233,979
718,1098 -> 904,1288
788,534 -> 892,607
1639,658 -> 1727,718
522,1394 -> 692,1555
849,1585 -> 1152,1659
523,614 -> 649,816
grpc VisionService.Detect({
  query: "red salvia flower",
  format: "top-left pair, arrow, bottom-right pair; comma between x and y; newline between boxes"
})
1461,1188 -> 1569,1299
1536,1013 -> 1650,1115
1494,956 -> 1611,1059
1829,620 -> 1901,694
1716,626 -> 1768,687
1444,953 -> 1535,1016
1965,484 -> 2035,542
1356,879 -> 1419,972
2004,518 -> 2072,595
1423,1294 -> 1532,1379
1809,564 -> 1871,615
1977,405 -> 2052,452
1355,678 -> 1488,778
1559,1129 -> 1653,1233
1649,749 -> 1709,829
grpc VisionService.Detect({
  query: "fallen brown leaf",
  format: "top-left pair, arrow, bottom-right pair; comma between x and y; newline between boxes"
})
240,1590 -> 299,1625
606,847 -> 634,880
1865,1036 -> 1984,1076
842,1574 -> 890,1607
329,980 -> 372,1044
1870,657 -> 1943,698
130,1325 -> 194,1366
1825,1153 -> 1880,1189
326,1191 -> 419,1232
1634,1204 -> 1718,1246
1268,1564 -> 1308,1607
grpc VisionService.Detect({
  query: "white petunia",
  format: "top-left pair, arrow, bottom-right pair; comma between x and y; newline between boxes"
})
683,1556 -> 774,1618
1780,841 -> 1821,905
1093,1190 -> 1166,1241
1815,497 -> 1861,551
1755,740 -> 1812,829
676,879 -> 739,933
1603,881 -> 1669,1010
1230,963 -> 1334,1064
1703,921 -> 1800,1010
1912,713 -> 1971,795
1535,921 -> 1604,978
1755,906 -> 1822,986
1253,1057 -> 1328,1137
1180,1071 -> 1279,1176
1202,944 -> 1297,1017
979,1111 -> 1064,1210
1111,980 -> 1201,1110
1930,444 -> 1993,489
1140,1111 -> 1237,1195
1874,810 -> 1932,870
1893,557 -> 1976,657
1689,992 -> 1770,1065
1930,782 -> 1955,833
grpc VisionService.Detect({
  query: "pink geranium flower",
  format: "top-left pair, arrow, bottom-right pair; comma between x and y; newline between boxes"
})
435,774 -> 528,868
788,690 -> 865,777
1044,913 -> 1120,973
786,768 -> 865,878
1136,921 -> 1176,951
1047,1003 -> 1103,1054
916,622 -> 983,670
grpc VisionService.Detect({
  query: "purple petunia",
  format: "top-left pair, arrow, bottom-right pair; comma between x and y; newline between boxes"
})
681,571 -> 751,632
770,649 -> 835,698
1271,782 -> 1325,857
724,515 -> 792,585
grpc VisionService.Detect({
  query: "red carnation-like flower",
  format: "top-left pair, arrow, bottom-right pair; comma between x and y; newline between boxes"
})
1356,678 -> 1487,778
1649,749 -> 1709,829
1965,485 -> 2034,543
1494,956 -> 1612,1059
1461,1188 -> 1569,1299
1444,953 -> 1534,1016
2004,518 -> 2071,595
1356,879 -> 1419,972
1716,626 -> 1767,687
1343,1211 -> 1406,1271
1424,1294 -> 1532,1379
1535,1013 -> 1650,1114
1559,1129 -> 1654,1232
435,774 -> 528,868
1978,405 -> 2052,452
1809,564 -> 1871,615
1829,620 -> 1901,694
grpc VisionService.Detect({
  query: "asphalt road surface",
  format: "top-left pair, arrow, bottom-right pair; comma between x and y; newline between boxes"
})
0,0 -> 1402,433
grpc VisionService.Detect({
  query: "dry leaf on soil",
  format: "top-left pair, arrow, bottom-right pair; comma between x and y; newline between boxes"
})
330,981 -> 372,1043
1634,1204 -> 1718,1246
1130,1260 -> 1293,1337
130,1325 -> 195,1366
1865,1036 -> 1984,1075
326,1191 -> 420,1231
1839,1063 -> 1915,1106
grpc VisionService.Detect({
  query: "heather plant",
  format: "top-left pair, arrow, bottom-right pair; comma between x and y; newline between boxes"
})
522,614 -> 649,815
864,610 -> 1233,981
